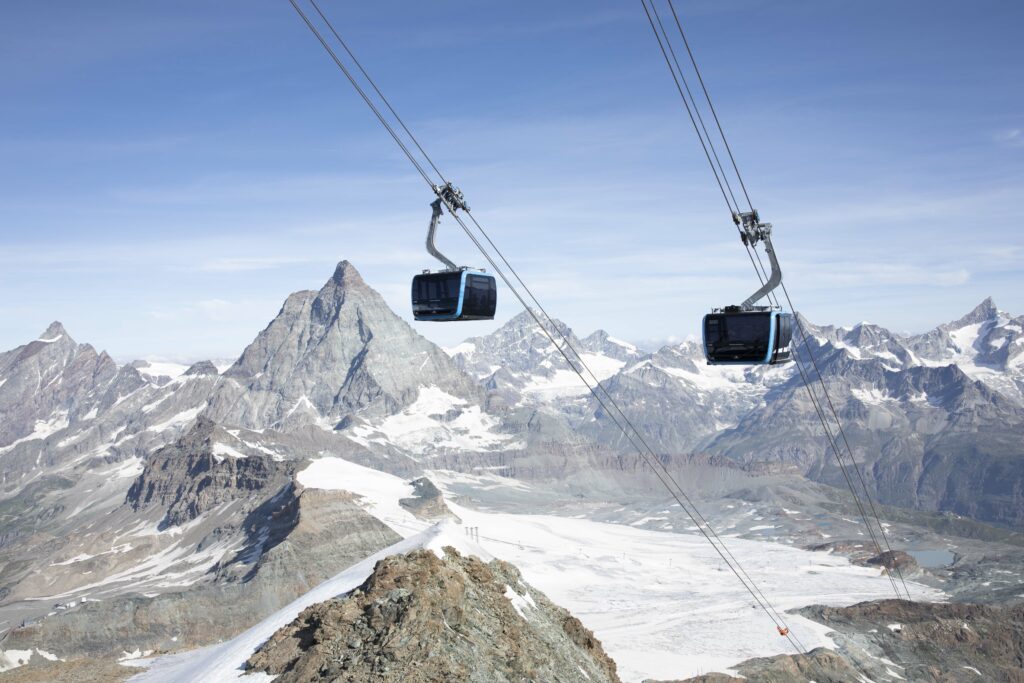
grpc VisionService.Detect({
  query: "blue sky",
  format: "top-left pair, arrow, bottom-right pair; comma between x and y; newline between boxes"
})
2,0 -> 1023,361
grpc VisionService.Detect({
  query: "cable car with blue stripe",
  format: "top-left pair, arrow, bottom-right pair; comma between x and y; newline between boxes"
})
703,307 -> 793,365
412,269 -> 496,321
410,182 -> 497,322
703,211 -> 794,366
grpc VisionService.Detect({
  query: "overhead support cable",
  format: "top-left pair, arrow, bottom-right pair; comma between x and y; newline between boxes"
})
667,0 -> 754,213
643,0 -> 910,600
638,0 -> 735,217
308,0 -> 450,186
288,0 -> 809,651
647,0 -> 742,214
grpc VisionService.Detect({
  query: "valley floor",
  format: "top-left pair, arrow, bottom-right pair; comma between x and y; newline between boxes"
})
131,456 -> 943,682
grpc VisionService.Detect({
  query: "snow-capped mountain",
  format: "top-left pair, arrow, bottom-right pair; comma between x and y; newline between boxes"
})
447,310 -> 641,405
0,259 -> 1019,678
445,298 -> 1024,528
207,261 -> 483,432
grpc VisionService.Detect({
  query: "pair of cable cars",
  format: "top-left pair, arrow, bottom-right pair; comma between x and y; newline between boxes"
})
409,188 -> 791,367
411,183 -> 496,322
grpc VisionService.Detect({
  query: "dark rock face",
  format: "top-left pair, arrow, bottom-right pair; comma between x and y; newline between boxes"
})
663,648 -> 860,682
865,549 -> 917,573
807,599 -> 1024,683
246,547 -> 621,683
184,360 -> 219,376
127,417 -> 294,528
399,477 -> 458,521
666,599 -> 1024,682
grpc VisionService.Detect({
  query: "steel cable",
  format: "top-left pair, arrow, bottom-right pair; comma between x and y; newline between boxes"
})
289,0 -> 810,652
650,0 -> 910,600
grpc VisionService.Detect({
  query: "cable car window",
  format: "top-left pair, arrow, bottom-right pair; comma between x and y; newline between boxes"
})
412,272 -> 462,317
465,274 -> 497,318
704,312 -> 771,362
776,314 -> 793,349
414,273 -> 460,302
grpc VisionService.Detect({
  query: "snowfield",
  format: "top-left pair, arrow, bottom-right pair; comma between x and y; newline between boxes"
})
346,386 -> 521,454
130,457 -> 943,682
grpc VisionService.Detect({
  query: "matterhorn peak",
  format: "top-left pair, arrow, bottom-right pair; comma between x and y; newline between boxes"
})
328,260 -> 367,290
38,321 -> 69,343
205,259 -> 482,431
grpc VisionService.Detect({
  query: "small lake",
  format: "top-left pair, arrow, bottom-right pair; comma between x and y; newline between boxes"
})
908,548 -> 955,568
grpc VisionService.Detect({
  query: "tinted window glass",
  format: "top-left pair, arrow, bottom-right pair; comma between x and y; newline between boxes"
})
412,273 -> 462,315
464,275 -> 496,317
486,277 -> 496,310
704,313 -> 771,361
777,314 -> 793,348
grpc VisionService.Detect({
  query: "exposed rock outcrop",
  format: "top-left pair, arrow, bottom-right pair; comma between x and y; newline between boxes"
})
865,549 -> 917,573
664,648 -> 860,682
126,417 -> 295,529
0,657 -> 141,682
803,599 -> 1024,683
399,477 -> 458,521
667,599 -> 1024,682
246,547 -> 621,683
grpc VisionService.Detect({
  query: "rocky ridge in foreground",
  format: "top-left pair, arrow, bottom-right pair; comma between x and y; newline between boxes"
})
246,547 -> 621,683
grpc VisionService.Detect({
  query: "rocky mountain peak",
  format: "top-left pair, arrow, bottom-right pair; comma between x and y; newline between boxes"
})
184,360 -> 219,376
582,329 -> 642,361
205,260 -> 482,432
39,321 -> 68,341
329,259 -> 367,290
947,297 -> 998,329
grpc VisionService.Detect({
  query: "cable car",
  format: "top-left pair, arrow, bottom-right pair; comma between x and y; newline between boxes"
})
703,307 -> 793,365
411,182 -> 496,322
703,210 -> 793,366
412,269 -> 496,321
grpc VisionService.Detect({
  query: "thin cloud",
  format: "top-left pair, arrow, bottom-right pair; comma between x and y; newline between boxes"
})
995,128 -> 1024,148
196,256 -> 317,273
146,297 -> 279,324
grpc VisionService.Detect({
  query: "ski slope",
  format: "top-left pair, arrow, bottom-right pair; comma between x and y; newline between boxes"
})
129,456 -> 944,681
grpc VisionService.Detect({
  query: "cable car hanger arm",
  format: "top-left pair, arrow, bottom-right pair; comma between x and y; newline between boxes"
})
425,182 -> 470,272
734,209 -> 781,310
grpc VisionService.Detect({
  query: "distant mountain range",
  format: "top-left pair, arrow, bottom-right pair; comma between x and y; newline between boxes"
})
3,262 -> 1023,535
1,259 -> 1021,671
448,296 -> 1024,529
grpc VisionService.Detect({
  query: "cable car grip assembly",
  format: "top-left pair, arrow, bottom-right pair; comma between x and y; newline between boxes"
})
733,209 -> 781,311
425,182 -> 470,273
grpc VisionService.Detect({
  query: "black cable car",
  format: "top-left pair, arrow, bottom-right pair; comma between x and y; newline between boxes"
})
703,211 -> 793,366
412,269 -> 496,321
411,183 -> 496,322
703,308 -> 793,365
